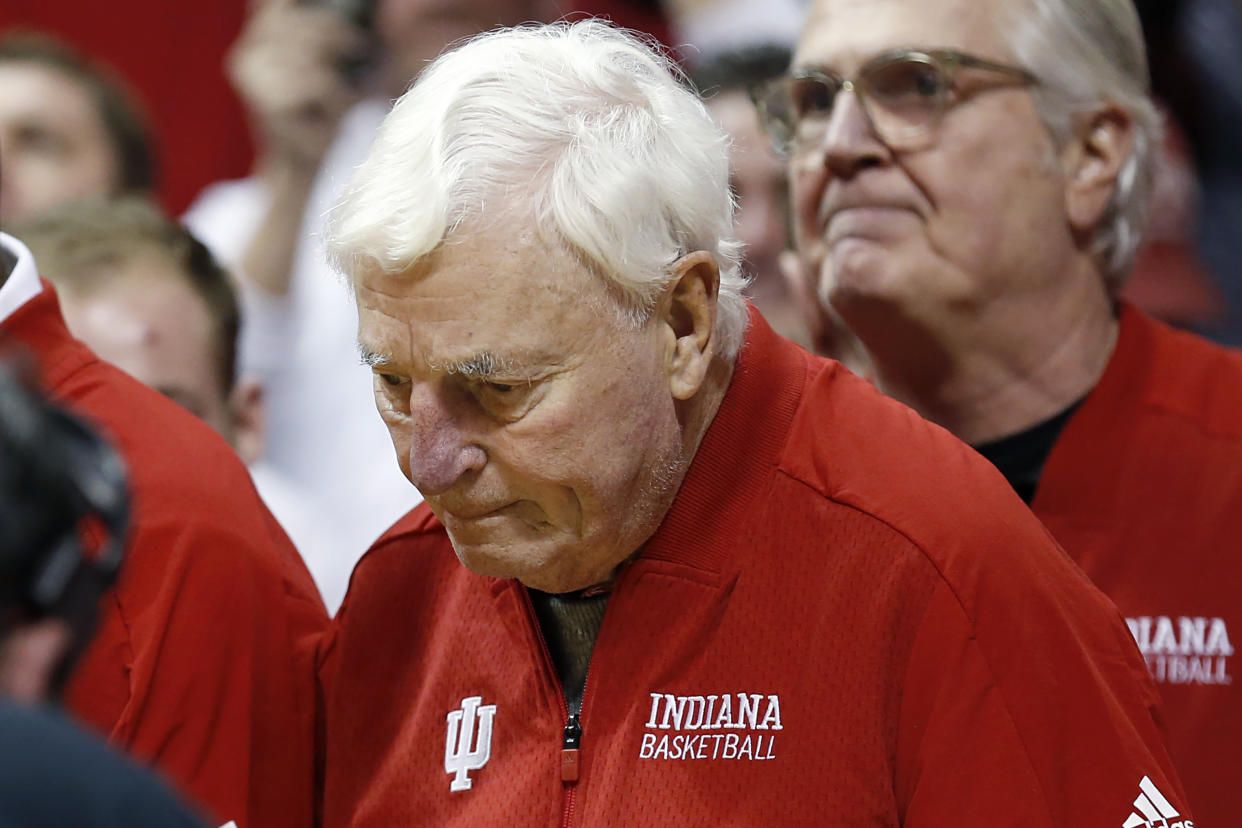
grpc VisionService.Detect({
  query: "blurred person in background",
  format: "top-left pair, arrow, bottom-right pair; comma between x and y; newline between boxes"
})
1136,0 -> 1242,346
690,46 -> 800,341
0,361 -> 209,828
14,196 -> 338,610
663,0 -> 802,65
0,33 -> 153,225
1121,110 -> 1225,330
761,0 -> 1242,820
183,0 -> 565,586
1,165 -> 326,824
691,44 -> 870,372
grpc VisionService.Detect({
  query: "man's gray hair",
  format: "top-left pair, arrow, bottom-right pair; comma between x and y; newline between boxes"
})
1005,0 -> 1163,294
327,20 -> 749,358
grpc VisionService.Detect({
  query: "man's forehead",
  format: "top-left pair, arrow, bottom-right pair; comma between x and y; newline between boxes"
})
0,60 -> 98,123
355,284 -> 571,376
354,224 -> 619,373
795,0 -> 1011,69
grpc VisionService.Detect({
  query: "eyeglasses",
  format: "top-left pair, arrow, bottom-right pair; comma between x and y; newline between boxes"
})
750,49 -> 1037,155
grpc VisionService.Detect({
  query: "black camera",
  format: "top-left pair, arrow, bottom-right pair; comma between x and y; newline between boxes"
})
0,358 -> 129,692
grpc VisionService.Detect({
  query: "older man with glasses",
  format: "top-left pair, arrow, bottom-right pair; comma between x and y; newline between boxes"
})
761,0 -> 1242,822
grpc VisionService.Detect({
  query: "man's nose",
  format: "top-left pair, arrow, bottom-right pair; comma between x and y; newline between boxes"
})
403,384 -> 486,497
819,89 -> 887,178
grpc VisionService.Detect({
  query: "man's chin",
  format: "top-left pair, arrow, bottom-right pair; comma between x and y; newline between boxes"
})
449,534 -> 549,579
448,539 -> 604,594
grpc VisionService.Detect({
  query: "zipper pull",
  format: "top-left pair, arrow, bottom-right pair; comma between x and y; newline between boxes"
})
561,714 -> 582,783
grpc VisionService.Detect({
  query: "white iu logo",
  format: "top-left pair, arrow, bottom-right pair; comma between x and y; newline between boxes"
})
444,696 -> 497,792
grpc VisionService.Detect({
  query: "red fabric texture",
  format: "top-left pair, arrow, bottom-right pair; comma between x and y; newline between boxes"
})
0,281 -> 327,828
320,310 -> 1188,826
1033,302 -> 1242,827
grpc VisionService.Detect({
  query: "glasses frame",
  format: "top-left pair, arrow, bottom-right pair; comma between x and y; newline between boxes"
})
751,48 -> 1038,156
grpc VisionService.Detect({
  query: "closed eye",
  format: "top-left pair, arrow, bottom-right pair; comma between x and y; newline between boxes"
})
379,373 -> 408,387
471,377 -> 541,420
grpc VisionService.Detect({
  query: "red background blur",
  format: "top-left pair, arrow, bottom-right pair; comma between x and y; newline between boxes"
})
2,0 -> 256,215
0,1 -> 668,217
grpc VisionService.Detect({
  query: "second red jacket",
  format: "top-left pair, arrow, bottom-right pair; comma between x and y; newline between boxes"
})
1033,304 -> 1241,826
0,252 -> 327,828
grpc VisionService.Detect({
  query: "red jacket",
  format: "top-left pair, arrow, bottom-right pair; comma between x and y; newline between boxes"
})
0,278 -> 327,828
321,312 -> 1189,826
1033,304 -> 1242,826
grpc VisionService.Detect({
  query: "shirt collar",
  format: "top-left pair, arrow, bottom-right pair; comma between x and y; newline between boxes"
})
0,233 -> 45,324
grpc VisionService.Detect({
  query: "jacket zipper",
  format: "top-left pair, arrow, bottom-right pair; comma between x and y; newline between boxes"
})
519,588 -> 598,828
561,659 -> 597,828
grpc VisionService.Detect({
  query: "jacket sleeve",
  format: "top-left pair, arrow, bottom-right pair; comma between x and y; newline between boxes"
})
65,516 -> 328,828
895,575 -> 1193,826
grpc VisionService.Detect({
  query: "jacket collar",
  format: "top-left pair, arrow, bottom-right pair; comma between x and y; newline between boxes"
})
639,306 -> 808,573
0,235 -> 93,394
0,233 -> 45,324
1032,302 -> 1161,520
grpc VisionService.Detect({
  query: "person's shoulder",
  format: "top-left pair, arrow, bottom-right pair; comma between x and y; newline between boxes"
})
781,360 -> 1036,564
767,356 -> 1112,648
350,503 -> 447,577
59,356 -> 324,610
371,501 -> 443,545
63,358 -> 273,524
333,502 -> 458,626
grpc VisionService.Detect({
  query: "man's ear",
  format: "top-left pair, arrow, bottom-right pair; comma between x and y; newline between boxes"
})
659,250 -> 719,400
229,379 -> 266,466
1062,106 -> 1135,235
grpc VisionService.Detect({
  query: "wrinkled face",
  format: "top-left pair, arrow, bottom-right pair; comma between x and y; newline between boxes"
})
791,0 -> 1073,327
355,226 -> 687,593
57,255 -> 234,438
0,62 -> 119,224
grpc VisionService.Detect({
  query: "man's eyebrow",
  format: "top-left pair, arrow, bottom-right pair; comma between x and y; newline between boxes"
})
358,343 -> 390,369
441,351 -> 522,379
357,345 -> 534,378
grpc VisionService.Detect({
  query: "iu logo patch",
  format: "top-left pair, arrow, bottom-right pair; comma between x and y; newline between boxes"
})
445,696 -> 497,792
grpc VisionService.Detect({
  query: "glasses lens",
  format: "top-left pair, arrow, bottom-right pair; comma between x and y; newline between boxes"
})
789,75 -> 837,120
861,57 -> 948,142
787,75 -> 838,150
752,78 -> 796,153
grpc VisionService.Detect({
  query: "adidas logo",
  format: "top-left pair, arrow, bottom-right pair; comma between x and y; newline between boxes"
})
1121,776 -> 1193,828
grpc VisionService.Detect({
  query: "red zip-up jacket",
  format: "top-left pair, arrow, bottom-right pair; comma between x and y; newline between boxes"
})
321,311 -> 1190,826
1032,303 -> 1241,827
0,245 -> 327,828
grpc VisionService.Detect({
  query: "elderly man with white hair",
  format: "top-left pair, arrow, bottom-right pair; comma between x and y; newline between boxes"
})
762,0 -> 1241,822
318,20 -> 1189,825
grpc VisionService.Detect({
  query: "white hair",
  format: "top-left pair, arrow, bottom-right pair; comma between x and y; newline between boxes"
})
1003,0 -> 1163,294
328,20 -> 749,358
